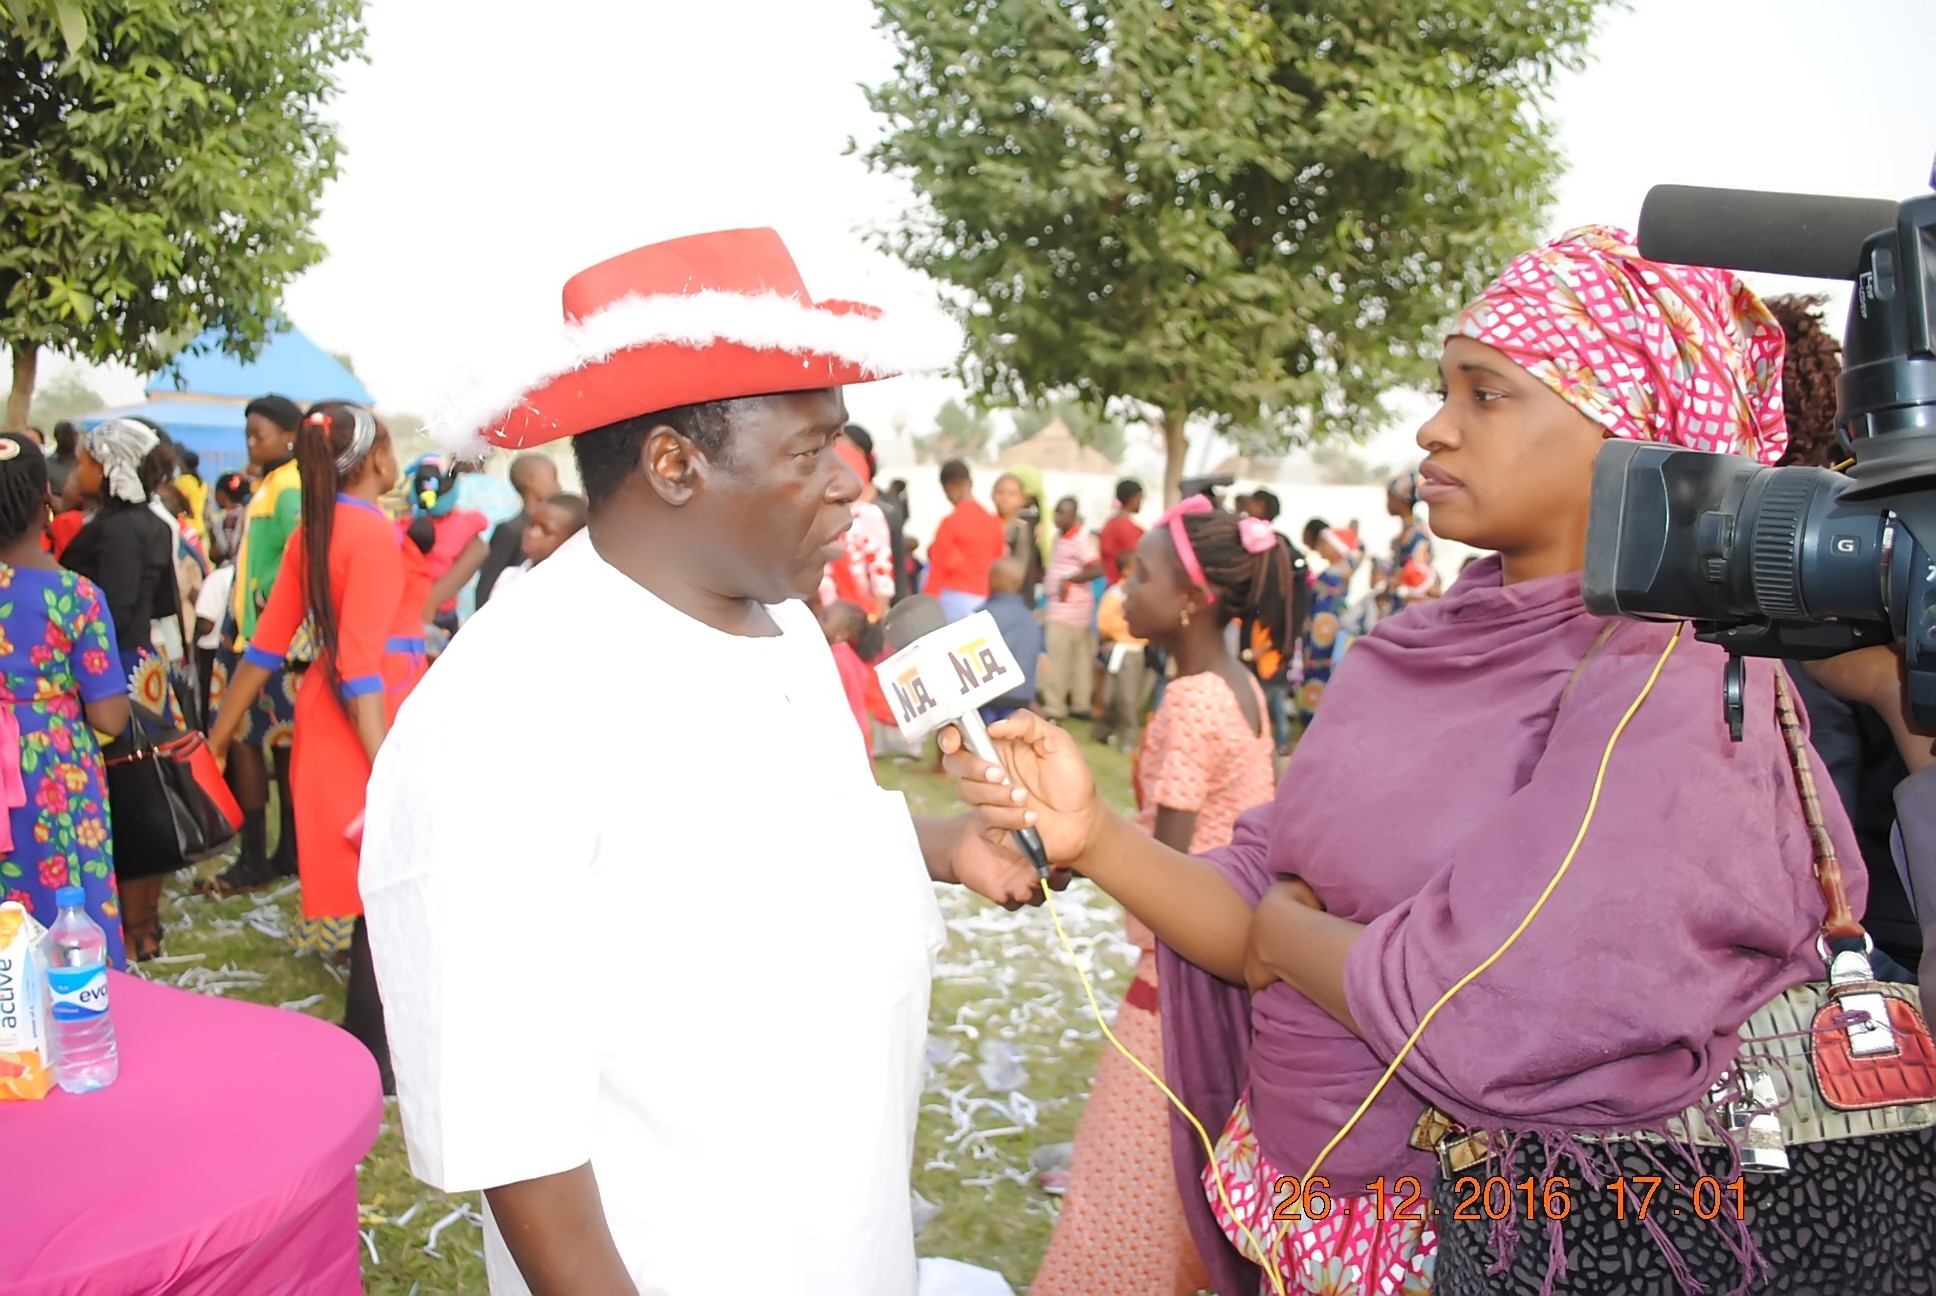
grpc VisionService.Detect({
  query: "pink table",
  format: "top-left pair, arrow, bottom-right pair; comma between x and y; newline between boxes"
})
0,971 -> 382,1296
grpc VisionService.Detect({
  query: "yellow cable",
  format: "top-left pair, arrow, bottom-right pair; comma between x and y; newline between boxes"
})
1040,621 -> 1682,1295
1044,886 -> 1292,1296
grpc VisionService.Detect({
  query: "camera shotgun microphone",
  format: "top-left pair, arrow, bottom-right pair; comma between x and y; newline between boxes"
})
876,595 -> 1053,878
1637,185 -> 1901,282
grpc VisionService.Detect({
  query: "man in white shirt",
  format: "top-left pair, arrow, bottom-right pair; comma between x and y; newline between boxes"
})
360,229 -> 1041,1296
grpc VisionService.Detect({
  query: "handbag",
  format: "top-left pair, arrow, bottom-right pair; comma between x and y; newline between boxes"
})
103,702 -> 242,878
102,559 -> 239,878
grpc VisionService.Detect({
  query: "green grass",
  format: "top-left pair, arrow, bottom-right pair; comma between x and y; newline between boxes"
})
135,737 -> 1140,1295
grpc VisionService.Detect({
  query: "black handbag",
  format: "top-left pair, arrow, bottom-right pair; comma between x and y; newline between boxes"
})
103,701 -> 241,878
102,556 -> 237,878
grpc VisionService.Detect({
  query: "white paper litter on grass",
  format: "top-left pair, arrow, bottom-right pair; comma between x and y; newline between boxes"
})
277,994 -> 326,1012
424,1205 -> 472,1257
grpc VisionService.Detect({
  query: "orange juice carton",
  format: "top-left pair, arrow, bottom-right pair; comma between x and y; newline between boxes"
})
0,901 -> 54,1100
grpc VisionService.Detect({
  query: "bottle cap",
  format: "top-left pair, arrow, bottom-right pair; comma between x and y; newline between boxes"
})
55,886 -> 84,909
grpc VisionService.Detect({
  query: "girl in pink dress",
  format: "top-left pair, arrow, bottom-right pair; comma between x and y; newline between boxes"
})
1029,496 -> 1293,1296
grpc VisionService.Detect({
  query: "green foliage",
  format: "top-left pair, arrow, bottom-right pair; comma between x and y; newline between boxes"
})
915,397 -> 998,462
0,0 -> 366,400
24,366 -> 103,427
859,0 -> 1604,495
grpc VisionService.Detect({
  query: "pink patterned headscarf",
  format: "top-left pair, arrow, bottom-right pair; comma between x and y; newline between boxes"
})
1453,225 -> 1788,466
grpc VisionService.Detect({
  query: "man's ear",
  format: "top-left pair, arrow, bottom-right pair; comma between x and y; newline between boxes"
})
640,426 -> 706,506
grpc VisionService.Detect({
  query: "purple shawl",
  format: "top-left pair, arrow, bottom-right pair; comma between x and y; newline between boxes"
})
1159,557 -> 1863,1294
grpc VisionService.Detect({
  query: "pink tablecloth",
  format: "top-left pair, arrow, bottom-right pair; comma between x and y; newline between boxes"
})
0,971 -> 382,1296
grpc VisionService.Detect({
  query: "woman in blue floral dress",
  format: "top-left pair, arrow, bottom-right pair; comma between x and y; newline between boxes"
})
1294,522 -> 1364,727
0,433 -> 131,964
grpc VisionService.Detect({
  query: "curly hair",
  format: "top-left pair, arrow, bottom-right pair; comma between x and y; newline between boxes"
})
1769,293 -> 1843,469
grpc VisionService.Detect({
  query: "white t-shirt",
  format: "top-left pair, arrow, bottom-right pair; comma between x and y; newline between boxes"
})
194,564 -> 235,650
360,530 -> 944,1296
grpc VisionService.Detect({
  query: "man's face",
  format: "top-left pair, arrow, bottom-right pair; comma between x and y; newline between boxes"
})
691,390 -> 862,602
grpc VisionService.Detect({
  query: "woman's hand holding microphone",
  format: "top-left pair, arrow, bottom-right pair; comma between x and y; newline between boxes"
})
938,710 -> 1123,892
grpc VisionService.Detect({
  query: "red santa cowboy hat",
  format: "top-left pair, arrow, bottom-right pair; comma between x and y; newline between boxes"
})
436,227 -> 959,451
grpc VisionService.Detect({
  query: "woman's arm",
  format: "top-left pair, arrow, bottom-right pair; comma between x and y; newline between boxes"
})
72,579 -> 131,737
941,716 -> 1258,982
425,536 -> 489,619
1245,879 -> 1364,1032
210,542 -> 307,762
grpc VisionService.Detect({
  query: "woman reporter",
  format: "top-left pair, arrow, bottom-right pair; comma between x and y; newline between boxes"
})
946,227 -> 1935,1295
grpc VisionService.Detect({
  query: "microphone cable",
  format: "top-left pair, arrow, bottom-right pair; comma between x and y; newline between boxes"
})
1037,620 -> 1682,1295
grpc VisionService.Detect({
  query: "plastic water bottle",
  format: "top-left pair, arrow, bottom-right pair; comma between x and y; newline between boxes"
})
47,886 -> 117,1093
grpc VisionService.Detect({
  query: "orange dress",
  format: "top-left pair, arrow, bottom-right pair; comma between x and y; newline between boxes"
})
1029,671 -> 1276,1296
241,495 -> 430,919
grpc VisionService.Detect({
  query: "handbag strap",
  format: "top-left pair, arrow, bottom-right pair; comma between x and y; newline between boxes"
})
1771,667 -> 1865,943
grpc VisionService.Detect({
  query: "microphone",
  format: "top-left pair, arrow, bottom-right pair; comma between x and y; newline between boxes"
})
877,595 -> 1053,878
1637,185 -> 1900,282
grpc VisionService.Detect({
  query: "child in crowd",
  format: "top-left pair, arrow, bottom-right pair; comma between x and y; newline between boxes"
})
1297,519 -> 1363,726
486,493 -> 587,598
818,599 -> 875,756
903,536 -> 925,595
1041,496 -> 1102,720
980,556 -> 1044,725
208,471 -> 250,566
194,555 -> 236,713
1092,551 -> 1151,750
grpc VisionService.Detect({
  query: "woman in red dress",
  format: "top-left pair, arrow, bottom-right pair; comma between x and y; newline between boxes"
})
208,401 -> 429,1089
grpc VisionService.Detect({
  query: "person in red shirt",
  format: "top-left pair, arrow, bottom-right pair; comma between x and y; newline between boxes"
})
922,458 -> 1007,621
1098,477 -> 1146,585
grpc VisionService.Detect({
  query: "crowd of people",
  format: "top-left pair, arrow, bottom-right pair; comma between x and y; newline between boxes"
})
5,218 -> 1935,1296
0,402 -> 587,1090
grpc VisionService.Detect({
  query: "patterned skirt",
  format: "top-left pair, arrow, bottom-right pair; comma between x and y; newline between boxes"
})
1205,1092 -> 1437,1296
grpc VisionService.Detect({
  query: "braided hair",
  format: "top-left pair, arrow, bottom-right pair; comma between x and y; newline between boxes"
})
294,401 -> 390,692
1175,510 -> 1310,678
0,432 -> 50,544
1769,293 -> 1843,470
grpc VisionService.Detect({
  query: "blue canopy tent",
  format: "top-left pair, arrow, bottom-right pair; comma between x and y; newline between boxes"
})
80,328 -> 374,476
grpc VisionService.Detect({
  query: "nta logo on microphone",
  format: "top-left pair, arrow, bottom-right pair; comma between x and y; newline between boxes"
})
946,638 -> 1008,696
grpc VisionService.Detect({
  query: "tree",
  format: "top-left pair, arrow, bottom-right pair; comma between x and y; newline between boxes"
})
859,0 -> 1602,500
0,0 -> 366,426
23,366 -> 102,429
914,397 -> 998,462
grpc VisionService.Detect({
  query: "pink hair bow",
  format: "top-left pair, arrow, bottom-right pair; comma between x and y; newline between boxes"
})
1237,516 -> 1277,555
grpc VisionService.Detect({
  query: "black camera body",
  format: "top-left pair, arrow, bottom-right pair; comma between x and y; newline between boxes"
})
1583,172 -> 1936,736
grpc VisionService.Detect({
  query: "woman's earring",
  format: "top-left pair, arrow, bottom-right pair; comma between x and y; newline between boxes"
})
1180,606 -> 1192,628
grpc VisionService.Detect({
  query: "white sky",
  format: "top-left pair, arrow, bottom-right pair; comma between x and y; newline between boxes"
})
65,0 -> 1936,470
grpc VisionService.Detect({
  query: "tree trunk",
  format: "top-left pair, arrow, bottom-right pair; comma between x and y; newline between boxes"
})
1161,408 -> 1189,505
6,346 -> 36,431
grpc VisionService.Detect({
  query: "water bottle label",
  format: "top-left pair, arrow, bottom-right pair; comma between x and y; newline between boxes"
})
48,964 -> 108,1021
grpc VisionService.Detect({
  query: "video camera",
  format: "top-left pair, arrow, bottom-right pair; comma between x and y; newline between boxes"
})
1582,163 -> 1936,738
